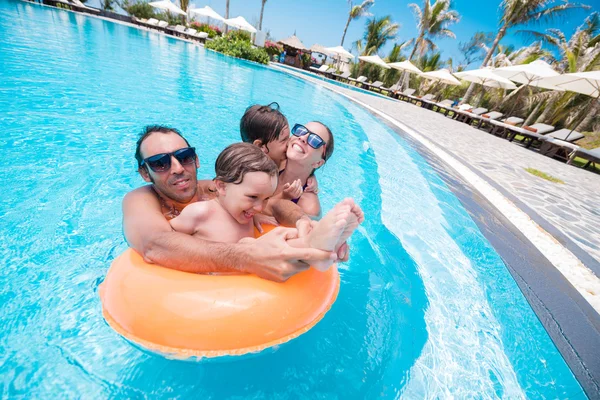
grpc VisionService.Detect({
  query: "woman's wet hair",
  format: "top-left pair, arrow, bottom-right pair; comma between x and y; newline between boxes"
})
215,142 -> 278,184
135,125 -> 190,168
314,121 -> 334,162
240,102 -> 289,153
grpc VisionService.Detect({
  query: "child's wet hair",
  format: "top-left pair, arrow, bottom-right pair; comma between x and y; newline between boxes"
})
240,102 -> 289,152
215,142 -> 279,184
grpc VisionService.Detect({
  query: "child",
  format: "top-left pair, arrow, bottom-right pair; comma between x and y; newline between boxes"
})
170,143 -> 362,271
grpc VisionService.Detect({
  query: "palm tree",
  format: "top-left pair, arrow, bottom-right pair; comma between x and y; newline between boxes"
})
258,0 -> 267,31
383,40 -> 412,86
353,15 -> 399,56
407,0 -> 460,61
463,0 -> 590,102
525,12 -> 600,130
341,0 -> 375,46
224,0 -> 230,33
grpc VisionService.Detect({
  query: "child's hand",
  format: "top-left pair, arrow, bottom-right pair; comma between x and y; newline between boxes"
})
253,213 -> 279,234
305,175 -> 319,194
282,179 -> 303,200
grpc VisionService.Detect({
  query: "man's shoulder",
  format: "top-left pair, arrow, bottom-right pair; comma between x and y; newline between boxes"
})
123,185 -> 157,204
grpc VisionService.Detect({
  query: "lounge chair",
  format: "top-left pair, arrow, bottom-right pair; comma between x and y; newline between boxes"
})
431,99 -> 454,115
71,0 -> 100,13
324,67 -> 337,78
185,28 -> 197,37
365,81 -> 384,92
415,93 -> 436,107
196,32 -> 209,40
567,147 -> 600,169
348,76 -> 368,87
397,88 -> 416,101
146,18 -> 159,27
488,116 -> 524,135
380,83 -> 400,96
474,111 -> 503,129
456,107 -> 488,124
538,129 -> 585,160
332,71 -> 351,82
157,20 -> 169,29
310,65 -> 329,74
504,123 -> 555,147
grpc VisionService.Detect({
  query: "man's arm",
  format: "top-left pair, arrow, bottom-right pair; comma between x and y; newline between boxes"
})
271,198 -> 312,227
122,186 -> 335,281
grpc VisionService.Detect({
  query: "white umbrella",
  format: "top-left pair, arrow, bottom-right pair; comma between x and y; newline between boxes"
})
189,5 -> 224,21
455,67 -> 517,89
494,60 -> 563,90
538,71 -> 600,139
420,68 -> 460,86
388,60 -> 422,74
224,16 -> 257,33
540,70 -> 600,97
149,0 -> 186,16
358,55 -> 391,69
325,46 -> 353,59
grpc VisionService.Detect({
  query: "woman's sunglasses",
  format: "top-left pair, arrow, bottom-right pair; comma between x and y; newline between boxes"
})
291,124 -> 327,159
140,147 -> 197,173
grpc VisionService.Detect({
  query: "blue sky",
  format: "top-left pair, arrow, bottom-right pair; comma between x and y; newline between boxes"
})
196,0 -> 598,66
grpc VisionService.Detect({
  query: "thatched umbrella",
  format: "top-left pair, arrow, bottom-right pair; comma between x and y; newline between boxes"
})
278,35 -> 308,68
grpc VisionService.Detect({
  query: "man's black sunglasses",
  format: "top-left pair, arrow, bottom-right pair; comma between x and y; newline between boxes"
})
291,124 -> 327,159
140,147 -> 197,173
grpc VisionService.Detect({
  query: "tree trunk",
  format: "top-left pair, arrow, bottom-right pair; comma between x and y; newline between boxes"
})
523,100 -> 544,126
402,31 -> 425,90
575,98 -> 599,132
463,24 -> 507,103
258,0 -> 266,31
224,0 -> 230,33
536,95 -> 559,123
341,15 -> 352,46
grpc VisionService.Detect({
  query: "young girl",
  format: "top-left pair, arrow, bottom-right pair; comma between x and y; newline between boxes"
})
169,143 -> 362,271
240,102 -> 318,200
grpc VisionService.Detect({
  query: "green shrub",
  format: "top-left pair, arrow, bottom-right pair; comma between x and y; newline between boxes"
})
125,2 -> 155,19
190,22 -> 221,39
226,30 -> 251,43
206,35 -> 270,65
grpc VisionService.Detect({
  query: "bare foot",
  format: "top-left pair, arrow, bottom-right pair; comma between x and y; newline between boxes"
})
308,202 -> 351,271
334,198 -> 363,252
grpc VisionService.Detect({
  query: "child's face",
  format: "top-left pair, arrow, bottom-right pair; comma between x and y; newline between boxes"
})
264,125 -> 290,167
217,172 -> 277,224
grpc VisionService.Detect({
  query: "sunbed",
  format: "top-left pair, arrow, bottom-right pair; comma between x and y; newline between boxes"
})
431,99 -> 454,115
397,88 -> 415,101
310,65 -> 329,74
473,111 -> 503,129
380,83 -> 400,96
488,116 -> 524,135
538,129 -> 585,160
70,0 -> 100,13
504,123 -> 555,147
365,81 -> 384,91
157,20 -> 169,29
323,67 -> 337,78
415,94 -> 436,107
348,76 -> 367,87
332,71 -> 351,82
456,107 -> 488,124
567,147 -> 600,169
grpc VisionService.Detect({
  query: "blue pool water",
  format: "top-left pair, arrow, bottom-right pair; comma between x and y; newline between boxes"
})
0,1 -> 586,398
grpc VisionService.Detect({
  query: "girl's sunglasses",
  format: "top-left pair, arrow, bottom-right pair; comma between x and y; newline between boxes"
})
140,147 -> 197,173
291,124 -> 327,158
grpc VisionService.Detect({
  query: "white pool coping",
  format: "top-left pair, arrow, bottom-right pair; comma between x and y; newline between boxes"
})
273,64 -> 600,314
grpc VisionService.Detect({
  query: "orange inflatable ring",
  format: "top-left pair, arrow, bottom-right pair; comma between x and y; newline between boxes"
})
99,228 -> 340,359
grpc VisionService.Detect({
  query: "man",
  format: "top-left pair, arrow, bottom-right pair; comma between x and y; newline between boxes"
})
122,125 -> 338,282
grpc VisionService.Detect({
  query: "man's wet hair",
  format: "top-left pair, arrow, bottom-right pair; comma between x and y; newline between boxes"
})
215,142 -> 278,185
240,102 -> 289,153
135,125 -> 190,168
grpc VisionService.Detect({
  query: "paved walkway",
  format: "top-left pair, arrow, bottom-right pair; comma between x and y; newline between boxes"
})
276,66 -> 600,276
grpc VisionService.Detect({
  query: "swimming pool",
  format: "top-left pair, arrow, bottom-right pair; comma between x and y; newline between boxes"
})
0,1 -> 586,398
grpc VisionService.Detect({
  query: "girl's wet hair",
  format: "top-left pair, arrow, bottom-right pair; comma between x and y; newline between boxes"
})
240,102 -> 289,153
215,142 -> 278,184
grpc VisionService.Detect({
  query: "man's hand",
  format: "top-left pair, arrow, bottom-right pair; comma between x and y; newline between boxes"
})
281,179 -> 303,200
241,227 -> 336,282
253,213 -> 279,234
